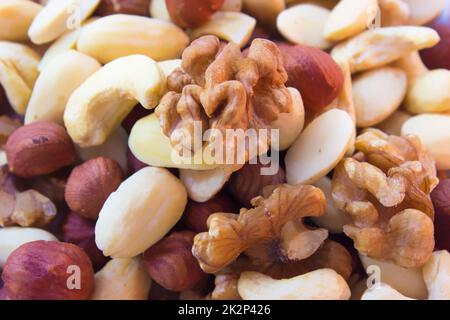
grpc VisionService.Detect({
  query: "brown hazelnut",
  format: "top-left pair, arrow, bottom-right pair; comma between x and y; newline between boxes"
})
61,212 -> 109,271
5,121 -> 76,178
143,231 -> 207,292
65,157 -> 123,220
431,179 -> 450,251
276,42 -> 344,115
96,0 -> 151,16
2,241 -> 94,300
165,0 -> 224,28
227,161 -> 286,207
183,193 -> 238,233
127,148 -> 148,175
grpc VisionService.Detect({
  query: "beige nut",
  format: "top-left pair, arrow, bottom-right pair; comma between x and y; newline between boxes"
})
95,167 -> 187,258
190,12 -> 256,48
324,0 -> 378,41
25,50 -> 101,125
0,227 -> 57,268
179,168 -> 232,203
242,0 -> 284,28
91,257 -> 152,300
375,110 -> 412,136
129,114 -> 219,170
0,0 -> 42,42
401,114 -> 450,170
312,177 -> 351,234
403,0 -> 446,25
28,0 -> 100,44
0,41 -> 40,115
353,67 -> 407,128
331,26 -> 440,73
277,4 -> 333,50
423,250 -> 450,300
38,17 -> 98,72
359,254 -> 428,299
149,0 -> 171,20
238,269 -> 351,300
157,59 -> 182,77
64,54 -> 166,147
77,14 -> 189,64
285,109 -> 355,185
379,0 -> 410,27
271,88 -> 305,151
361,283 -> 415,300
76,127 -> 128,174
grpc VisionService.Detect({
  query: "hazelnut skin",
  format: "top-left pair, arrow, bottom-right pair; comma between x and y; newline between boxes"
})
431,179 -> 450,251
65,157 -> 123,220
2,241 -> 94,300
165,0 -> 224,29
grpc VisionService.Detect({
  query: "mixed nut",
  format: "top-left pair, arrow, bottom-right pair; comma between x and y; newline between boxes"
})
0,0 -> 449,301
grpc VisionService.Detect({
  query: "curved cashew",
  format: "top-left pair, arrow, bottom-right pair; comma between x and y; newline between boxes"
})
423,250 -> 450,300
0,41 -> 40,115
64,54 -> 166,147
28,0 -> 100,44
0,0 -> 42,42
179,168 -> 233,202
237,269 -> 351,300
361,283 -> 415,300
25,50 -> 101,125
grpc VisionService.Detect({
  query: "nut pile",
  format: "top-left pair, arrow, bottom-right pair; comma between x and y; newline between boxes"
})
0,0 -> 449,301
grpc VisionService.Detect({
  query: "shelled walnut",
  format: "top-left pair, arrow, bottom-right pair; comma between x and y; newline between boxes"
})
332,129 -> 438,268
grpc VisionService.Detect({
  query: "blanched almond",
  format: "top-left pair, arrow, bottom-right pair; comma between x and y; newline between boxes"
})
0,0 -> 42,42
403,0 -> 446,25
179,168 -> 232,202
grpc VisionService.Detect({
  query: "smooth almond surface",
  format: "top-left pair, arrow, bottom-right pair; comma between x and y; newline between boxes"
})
403,0 -> 446,25
0,0 -> 42,42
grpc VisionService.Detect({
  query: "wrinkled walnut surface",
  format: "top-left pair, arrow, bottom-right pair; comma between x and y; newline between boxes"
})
156,35 -> 293,164
332,129 -> 437,267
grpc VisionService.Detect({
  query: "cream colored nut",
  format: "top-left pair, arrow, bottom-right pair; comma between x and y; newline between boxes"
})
423,250 -> 450,300
179,168 -> 232,203
221,0 -> 243,12
331,26 -> 440,74
312,177 -> 351,234
149,0 -> 170,20
334,59 -> 356,124
95,167 -> 187,258
361,283 -> 415,300
25,50 -> 101,125
376,110 -> 412,136
238,269 -> 351,300
277,4 -> 333,50
91,257 -> 151,300
285,109 -> 355,185
324,0 -> 378,41
191,12 -> 256,48
403,0 -> 446,25
157,59 -> 182,77
359,254 -> 428,299
0,0 -> 42,42
271,87 -> 305,151
64,54 -> 166,147
242,0 -> 284,28
129,114 -> 219,170
402,114 -> 450,170
353,67 -> 407,128
77,127 -> 128,174
379,0 -> 410,27
0,227 -> 57,268
0,150 -> 7,166
0,41 -> 40,115
77,14 -> 189,64
28,0 -> 100,44
38,17 -> 98,72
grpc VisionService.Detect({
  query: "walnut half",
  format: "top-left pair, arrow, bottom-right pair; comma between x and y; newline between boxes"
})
156,35 -> 293,165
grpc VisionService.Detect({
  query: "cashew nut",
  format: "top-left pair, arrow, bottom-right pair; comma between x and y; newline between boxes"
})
0,41 -> 40,115
64,54 -> 166,147
179,168 -> 233,202
423,250 -> 450,300
25,50 -> 101,125
237,269 -> 351,300
0,0 -> 42,42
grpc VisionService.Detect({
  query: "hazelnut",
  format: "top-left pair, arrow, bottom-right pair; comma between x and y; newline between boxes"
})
61,212 -> 109,271
276,42 -> 344,115
183,193 -> 238,233
96,0 -> 151,16
227,161 -> 286,208
127,148 -> 148,175
5,121 -> 76,178
143,231 -> 207,292
2,240 -> 94,300
65,157 -> 123,220
165,0 -> 224,28
431,179 -> 450,251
